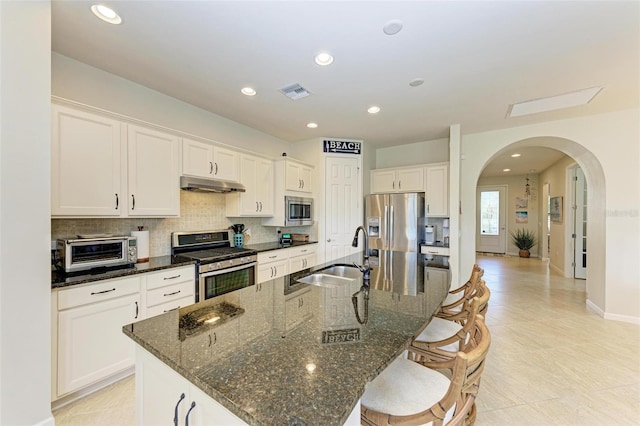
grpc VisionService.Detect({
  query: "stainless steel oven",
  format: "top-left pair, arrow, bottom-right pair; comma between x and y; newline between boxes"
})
198,259 -> 257,301
172,230 -> 258,302
285,196 -> 313,226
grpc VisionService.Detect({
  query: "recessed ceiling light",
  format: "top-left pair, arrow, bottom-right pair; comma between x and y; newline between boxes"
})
306,122 -> 318,129
383,19 -> 403,35
241,87 -> 256,96
503,168 -> 511,172
367,106 -> 381,114
511,153 -> 521,158
90,4 -> 122,24
409,78 -> 424,87
314,52 -> 334,66
507,86 -> 603,118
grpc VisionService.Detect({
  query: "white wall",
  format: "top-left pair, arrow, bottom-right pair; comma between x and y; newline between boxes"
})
52,53 -> 290,158
459,110 -> 640,323
375,138 -> 449,168
538,156 -> 577,274
1,1 -> 54,425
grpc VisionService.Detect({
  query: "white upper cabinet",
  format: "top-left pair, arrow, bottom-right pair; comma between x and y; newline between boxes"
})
182,138 -> 239,182
370,166 -> 424,193
425,163 -> 449,217
52,104 -> 181,218
285,160 -> 313,193
127,125 -> 180,217
226,154 -> 274,217
51,104 -> 124,216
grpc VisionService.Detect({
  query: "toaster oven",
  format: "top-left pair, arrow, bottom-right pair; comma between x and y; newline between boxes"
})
57,236 -> 137,273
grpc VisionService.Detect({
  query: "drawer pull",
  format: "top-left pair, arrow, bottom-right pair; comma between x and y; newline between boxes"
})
164,290 -> 181,297
268,255 -> 277,259
164,275 -> 181,280
91,288 -> 116,295
135,301 -> 139,319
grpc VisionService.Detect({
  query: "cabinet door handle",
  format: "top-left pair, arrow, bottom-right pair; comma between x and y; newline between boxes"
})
134,301 -> 139,319
214,162 -> 219,175
259,201 -> 262,212
392,181 -> 395,189
185,401 -> 196,426
115,193 -> 119,210
164,290 -> 181,297
208,333 -> 212,347
209,161 -> 213,174
131,194 -> 135,210
427,204 -> 430,213
164,275 -> 181,280
399,180 -> 402,189
256,201 -> 259,212
213,332 -> 217,345
299,179 -> 302,188
174,393 -> 186,426
91,288 -> 116,295
274,266 -> 278,276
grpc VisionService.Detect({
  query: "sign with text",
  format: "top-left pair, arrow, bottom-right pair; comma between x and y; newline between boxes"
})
323,140 -> 361,155
322,328 -> 361,344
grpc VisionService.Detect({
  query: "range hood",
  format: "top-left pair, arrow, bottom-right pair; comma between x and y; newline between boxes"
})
180,176 -> 246,193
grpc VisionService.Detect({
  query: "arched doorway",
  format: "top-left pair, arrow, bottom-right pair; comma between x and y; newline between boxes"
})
459,136 -> 607,315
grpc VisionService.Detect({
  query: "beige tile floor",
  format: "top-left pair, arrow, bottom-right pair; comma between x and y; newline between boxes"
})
53,255 -> 640,425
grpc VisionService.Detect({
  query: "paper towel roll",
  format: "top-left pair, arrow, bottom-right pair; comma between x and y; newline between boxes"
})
131,230 -> 149,262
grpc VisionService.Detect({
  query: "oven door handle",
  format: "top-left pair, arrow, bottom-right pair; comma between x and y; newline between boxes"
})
200,262 -> 257,277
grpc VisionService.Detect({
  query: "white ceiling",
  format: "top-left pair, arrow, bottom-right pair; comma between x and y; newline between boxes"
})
52,1 -> 639,152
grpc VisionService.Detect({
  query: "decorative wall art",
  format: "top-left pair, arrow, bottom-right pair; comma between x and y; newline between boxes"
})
550,196 -> 563,222
515,211 -> 528,223
515,197 -> 528,209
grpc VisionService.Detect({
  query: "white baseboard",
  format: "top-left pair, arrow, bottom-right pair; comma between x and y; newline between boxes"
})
586,299 -> 605,317
587,299 -> 640,324
32,415 -> 55,426
604,312 -> 640,325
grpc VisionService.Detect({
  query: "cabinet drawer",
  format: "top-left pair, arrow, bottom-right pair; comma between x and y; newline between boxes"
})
146,280 -> 194,308
146,266 -> 194,290
288,245 -> 317,257
58,276 -> 140,310
146,295 -> 195,318
257,250 -> 288,264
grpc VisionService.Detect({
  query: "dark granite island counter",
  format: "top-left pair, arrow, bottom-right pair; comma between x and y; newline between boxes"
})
124,252 -> 449,425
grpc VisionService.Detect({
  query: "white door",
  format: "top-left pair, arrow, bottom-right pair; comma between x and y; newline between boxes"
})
325,156 -> 361,262
476,186 -> 506,253
574,167 -> 587,279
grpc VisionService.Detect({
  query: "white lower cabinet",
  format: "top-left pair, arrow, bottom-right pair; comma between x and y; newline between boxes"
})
143,265 -> 195,318
56,276 -> 141,396
136,346 -> 246,426
52,265 -> 197,403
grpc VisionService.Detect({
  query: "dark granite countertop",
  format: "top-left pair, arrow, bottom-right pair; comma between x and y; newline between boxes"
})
51,255 -> 196,289
245,240 -> 318,252
123,252 -> 450,425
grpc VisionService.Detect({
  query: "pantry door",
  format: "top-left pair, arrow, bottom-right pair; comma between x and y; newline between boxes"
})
476,186 -> 507,254
325,156 -> 361,262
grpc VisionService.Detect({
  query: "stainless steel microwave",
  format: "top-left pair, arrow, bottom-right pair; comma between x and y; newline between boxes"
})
57,236 -> 137,273
285,196 -> 313,226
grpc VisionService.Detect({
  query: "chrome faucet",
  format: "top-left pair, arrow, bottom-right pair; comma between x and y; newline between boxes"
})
352,226 -> 371,282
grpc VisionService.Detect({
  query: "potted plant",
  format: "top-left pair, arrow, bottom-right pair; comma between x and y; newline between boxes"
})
510,229 -> 537,258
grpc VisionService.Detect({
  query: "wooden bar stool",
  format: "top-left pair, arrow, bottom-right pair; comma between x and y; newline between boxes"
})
361,316 -> 491,426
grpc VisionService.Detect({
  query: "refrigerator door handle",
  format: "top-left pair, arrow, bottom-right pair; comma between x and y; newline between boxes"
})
390,205 -> 394,250
384,205 -> 389,250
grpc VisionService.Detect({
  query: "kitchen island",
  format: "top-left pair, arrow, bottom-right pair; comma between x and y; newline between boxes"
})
123,252 -> 450,425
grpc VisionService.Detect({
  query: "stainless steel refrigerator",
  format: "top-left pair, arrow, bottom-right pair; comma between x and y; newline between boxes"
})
365,193 -> 425,295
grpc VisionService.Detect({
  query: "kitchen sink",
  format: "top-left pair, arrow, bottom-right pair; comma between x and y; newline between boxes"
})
295,264 -> 362,288
318,264 -> 362,280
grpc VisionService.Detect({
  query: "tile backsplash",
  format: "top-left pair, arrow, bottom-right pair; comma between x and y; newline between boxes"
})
51,191 -> 316,256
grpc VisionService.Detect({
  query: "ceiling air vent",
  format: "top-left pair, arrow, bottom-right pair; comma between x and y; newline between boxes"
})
279,83 -> 311,100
